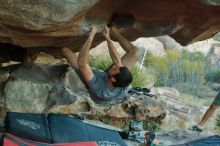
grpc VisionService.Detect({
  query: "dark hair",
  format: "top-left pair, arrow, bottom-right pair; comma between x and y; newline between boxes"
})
112,66 -> 133,87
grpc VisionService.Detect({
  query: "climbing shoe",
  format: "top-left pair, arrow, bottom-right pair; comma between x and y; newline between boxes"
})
191,125 -> 203,132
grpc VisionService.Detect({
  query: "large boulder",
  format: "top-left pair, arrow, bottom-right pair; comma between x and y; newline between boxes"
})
0,64 -> 166,128
184,38 -> 219,55
133,38 -> 166,57
0,0 -> 220,63
156,35 -> 183,50
0,63 -> 210,131
152,87 -> 205,129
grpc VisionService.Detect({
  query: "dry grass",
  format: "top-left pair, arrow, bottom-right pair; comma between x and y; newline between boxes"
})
179,93 -> 213,108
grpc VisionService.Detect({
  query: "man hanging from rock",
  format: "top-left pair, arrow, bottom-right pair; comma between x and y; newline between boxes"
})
62,24 -> 140,103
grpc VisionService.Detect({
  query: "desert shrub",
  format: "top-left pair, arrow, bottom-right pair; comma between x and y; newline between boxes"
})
216,114 -> 220,129
89,57 -> 147,87
208,82 -> 220,91
195,85 -> 218,98
130,66 -> 148,87
206,68 -> 220,83
181,50 -> 209,62
180,93 -> 213,107
146,54 -> 169,86
143,120 -> 160,131
89,56 -> 112,71
146,50 -> 210,96
214,32 -> 220,42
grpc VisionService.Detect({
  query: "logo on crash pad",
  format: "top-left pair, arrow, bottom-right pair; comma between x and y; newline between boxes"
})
16,119 -> 41,130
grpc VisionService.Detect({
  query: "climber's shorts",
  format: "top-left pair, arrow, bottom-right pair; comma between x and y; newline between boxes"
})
212,92 -> 220,106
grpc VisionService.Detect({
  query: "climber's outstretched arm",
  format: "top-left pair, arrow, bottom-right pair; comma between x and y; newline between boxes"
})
111,25 -> 140,70
62,47 -> 78,70
103,26 -> 122,66
77,25 -> 97,83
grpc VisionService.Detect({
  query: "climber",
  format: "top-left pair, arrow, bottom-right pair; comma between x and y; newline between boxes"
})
191,91 -> 220,132
62,24 -> 140,103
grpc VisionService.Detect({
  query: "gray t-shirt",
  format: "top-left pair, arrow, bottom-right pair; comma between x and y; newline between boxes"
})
88,68 -> 129,103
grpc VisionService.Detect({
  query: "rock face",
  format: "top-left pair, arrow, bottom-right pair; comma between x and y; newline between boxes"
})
157,129 -> 216,146
0,63 -> 207,130
156,35 -> 183,50
185,38 -> 219,55
152,87 -> 204,129
0,0 -> 220,63
0,64 -> 166,127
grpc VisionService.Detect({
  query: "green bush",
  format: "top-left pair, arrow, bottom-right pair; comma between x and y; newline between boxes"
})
208,82 -> 220,91
146,54 -> 169,86
89,57 -> 147,87
206,69 -> 220,83
181,50 -> 209,62
143,120 -> 160,131
146,50 -> 210,96
89,56 -> 112,71
214,32 -> 220,42
130,66 -> 148,88
194,85 -> 218,98
216,114 -> 220,129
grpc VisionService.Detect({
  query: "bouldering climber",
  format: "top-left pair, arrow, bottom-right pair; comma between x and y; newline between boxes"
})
62,24 -> 140,103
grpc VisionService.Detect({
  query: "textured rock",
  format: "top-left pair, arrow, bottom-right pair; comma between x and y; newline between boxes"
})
0,67 -> 10,125
152,87 -> 204,129
89,41 -> 125,59
49,93 -> 166,125
133,38 -> 166,57
0,64 -> 208,130
0,63 -> 214,135
5,80 -> 51,113
157,129 -> 215,145
60,66 -> 87,92
156,35 -> 183,50
34,52 -> 65,64
152,87 -> 181,101
184,38 -> 219,55
0,64 -> 166,127
0,0 -> 220,62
